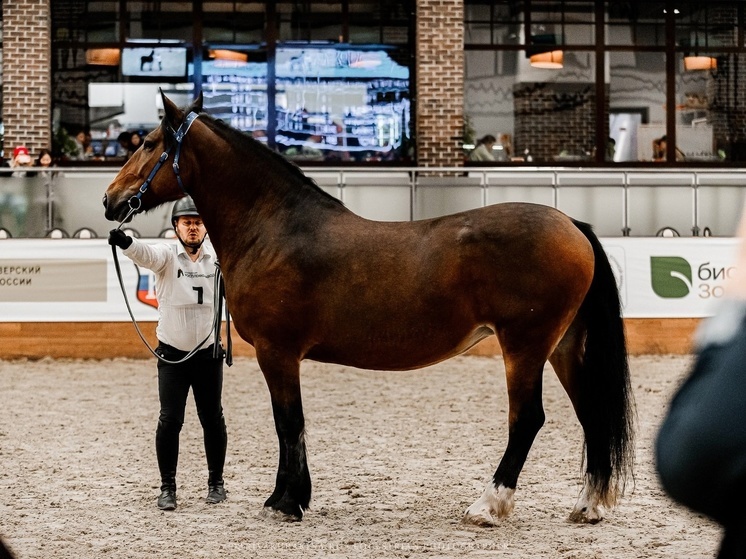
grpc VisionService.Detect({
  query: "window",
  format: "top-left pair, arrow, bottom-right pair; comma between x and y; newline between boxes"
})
50,0 -> 415,165
464,0 -> 746,166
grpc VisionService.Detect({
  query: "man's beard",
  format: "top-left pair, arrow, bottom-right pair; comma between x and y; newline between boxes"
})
178,234 -> 204,255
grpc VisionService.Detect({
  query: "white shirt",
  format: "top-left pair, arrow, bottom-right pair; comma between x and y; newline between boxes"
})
123,237 -> 216,351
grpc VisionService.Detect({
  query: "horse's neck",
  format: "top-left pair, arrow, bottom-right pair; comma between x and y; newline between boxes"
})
189,138 -> 338,265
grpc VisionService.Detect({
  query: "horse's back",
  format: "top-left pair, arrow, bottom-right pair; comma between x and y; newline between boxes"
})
352,202 -> 594,283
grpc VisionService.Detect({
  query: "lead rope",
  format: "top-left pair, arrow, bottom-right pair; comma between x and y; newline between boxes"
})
111,243 -> 225,365
212,261 -> 233,366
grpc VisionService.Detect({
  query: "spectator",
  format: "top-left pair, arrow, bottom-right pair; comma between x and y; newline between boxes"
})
116,132 -> 131,157
498,133 -> 513,160
652,135 -> 685,162
10,146 -> 34,177
35,148 -> 53,168
27,149 -> 60,180
72,128 -> 93,160
606,137 -> 616,161
115,131 -> 143,159
468,134 -> 497,162
656,199 -> 746,558
128,131 -> 143,155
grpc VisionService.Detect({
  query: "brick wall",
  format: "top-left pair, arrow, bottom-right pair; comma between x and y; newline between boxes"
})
2,0 -> 52,158
416,0 -> 464,168
707,5 -> 746,161
514,82 -> 607,162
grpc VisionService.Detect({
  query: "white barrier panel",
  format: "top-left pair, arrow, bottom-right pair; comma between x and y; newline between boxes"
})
0,239 -> 161,322
0,237 -> 740,321
604,237 -> 738,318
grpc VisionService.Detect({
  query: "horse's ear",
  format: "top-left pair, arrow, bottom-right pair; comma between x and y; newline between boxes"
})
189,91 -> 204,114
160,89 -> 183,130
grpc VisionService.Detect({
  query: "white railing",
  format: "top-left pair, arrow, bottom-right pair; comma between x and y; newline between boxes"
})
1,166 -> 745,238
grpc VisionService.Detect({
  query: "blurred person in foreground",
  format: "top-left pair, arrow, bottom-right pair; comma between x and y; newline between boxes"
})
656,200 -> 746,558
108,196 -> 228,511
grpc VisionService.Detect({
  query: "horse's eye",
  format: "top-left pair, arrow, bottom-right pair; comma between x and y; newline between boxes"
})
143,141 -> 155,151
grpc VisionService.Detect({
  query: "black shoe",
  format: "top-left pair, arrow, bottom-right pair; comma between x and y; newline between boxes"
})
206,483 -> 226,504
157,488 -> 177,510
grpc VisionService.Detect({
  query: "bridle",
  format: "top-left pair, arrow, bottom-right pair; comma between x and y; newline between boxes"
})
117,110 -> 200,226
110,110 -> 232,366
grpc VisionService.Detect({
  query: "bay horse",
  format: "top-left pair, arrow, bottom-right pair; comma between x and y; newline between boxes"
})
103,92 -> 634,525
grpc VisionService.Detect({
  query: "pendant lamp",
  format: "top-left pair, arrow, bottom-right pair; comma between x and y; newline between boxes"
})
685,7 -> 717,72
528,3 -> 564,69
530,50 -> 564,69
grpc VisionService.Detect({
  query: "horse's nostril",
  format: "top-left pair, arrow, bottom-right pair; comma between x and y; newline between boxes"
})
102,194 -> 107,208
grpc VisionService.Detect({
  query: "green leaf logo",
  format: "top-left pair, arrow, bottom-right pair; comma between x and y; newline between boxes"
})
650,256 -> 692,298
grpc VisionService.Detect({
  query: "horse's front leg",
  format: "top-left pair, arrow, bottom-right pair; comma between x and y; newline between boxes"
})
257,348 -> 311,521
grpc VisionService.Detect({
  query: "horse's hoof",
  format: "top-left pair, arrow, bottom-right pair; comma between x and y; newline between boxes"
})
462,510 -> 497,527
568,505 -> 604,524
463,482 -> 514,527
570,485 -> 604,524
260,507 -> 303,522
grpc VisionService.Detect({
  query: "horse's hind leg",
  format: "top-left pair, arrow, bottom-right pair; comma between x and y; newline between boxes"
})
256,348 -> 312,521
549,321 -> 605,524
464,349 -> 546,526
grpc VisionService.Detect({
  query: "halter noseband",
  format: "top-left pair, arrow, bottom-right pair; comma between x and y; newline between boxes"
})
125,111 -> 200,217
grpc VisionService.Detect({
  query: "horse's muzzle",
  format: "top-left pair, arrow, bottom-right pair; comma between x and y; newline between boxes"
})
102,193 -> 127,222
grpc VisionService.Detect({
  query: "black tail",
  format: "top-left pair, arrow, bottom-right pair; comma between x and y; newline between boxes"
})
573,220 -> 635,506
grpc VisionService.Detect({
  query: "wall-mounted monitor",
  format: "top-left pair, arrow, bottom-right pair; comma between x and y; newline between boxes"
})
195,46 -> 412,162
121,47 -> 187,78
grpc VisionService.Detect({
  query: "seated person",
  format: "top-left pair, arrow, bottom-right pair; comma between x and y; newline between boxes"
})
653,135 -> 685,162
468,135 -> 497,162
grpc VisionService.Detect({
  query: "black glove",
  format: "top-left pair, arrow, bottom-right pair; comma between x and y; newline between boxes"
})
108,229 -> 133,249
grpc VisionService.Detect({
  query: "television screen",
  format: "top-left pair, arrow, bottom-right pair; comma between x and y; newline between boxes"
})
274,48 -> 411,162
197,47 -> 411,162
121,47 -> 187,78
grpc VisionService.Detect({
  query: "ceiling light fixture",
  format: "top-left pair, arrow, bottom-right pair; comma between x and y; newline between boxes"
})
683,55 -> 717,71
86,48 -> 121,66
530,50 -> 564,69
209,49 -> 248,63
528,1 -> 564,69
685,7 -> 717,72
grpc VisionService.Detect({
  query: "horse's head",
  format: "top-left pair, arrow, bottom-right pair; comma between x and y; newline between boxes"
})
102,90 -> 203,223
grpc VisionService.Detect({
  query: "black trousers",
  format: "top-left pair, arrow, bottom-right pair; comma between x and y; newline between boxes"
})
656,323 -> 746,559
155,342 -> 227,491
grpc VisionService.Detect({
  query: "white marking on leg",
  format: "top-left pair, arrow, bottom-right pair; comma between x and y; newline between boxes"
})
569,481 -> 604,524
463,482 -> 515,526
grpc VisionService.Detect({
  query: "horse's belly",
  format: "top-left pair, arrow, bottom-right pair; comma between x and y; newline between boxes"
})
307,324 -> 495,371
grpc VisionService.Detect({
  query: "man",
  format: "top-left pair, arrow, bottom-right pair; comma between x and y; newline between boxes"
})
109,196 -> 227,511
656,200 -> 746,558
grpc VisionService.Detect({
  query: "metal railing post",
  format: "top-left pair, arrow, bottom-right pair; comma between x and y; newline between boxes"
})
692,172 -> 700,236
409,169 -> 416,221
622,171 -> 630,236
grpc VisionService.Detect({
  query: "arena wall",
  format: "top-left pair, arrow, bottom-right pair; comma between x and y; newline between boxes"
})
0,319 -> 699,360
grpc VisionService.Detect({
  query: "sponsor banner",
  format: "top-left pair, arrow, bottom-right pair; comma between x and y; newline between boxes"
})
0,239 -> 161,322
602,238 -> 738,318
0,259 -> 107,302
0,237 -> 740,321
